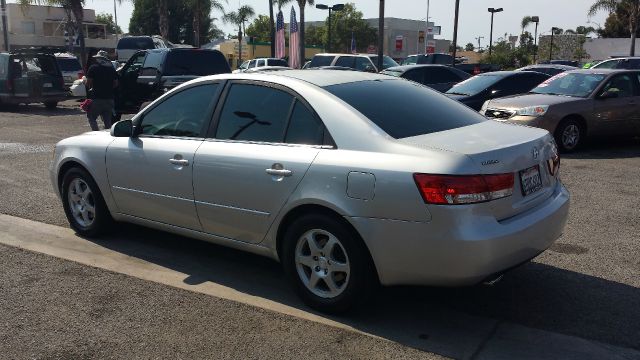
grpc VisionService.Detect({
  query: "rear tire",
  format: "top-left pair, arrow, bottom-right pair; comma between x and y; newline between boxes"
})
282,213 -> 376,314
554,118 -> 584,152
61,167 -> 112,237
44,101 -> 58,109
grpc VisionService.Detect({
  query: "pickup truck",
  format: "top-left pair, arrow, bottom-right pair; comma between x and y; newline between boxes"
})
401,53 -> 500,75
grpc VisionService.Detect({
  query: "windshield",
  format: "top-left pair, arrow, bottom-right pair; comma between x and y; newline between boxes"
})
56,57 -> 81,72
592,59 -> 619,69
325,79 -> 486,139
369,55 -> 399,70
446,74 -> 502,96
530,72 -> 606,97
164,50 -> 231,76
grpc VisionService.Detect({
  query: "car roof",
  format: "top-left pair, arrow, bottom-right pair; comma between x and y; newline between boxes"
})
314,53 -> 375,58
519,64 -> 576,70
211,69 -> 388,87
565,68 -> 639,75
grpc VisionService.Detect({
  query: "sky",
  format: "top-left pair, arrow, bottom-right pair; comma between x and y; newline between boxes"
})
16,0 -> 611,47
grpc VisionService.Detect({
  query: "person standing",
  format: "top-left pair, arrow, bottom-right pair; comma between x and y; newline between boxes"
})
85,50 -> 118,130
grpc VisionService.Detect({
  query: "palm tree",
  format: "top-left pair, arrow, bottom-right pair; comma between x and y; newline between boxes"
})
521,16 -> 534,34
191,0 -> 226,47
576,25 -> 597,36
19,0 -> 87,68
589,0 -> 640,55
223,5 -> 255,65
296,0 -> 314,66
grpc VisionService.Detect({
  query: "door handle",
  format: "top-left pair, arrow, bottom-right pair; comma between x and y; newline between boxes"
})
265,168 -> 292,177
169,158 -> 189,166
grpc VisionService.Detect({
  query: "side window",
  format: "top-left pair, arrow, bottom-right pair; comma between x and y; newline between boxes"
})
248,60 -> 257,68
285,101 -> 324,145
493,76 -> 526,95
403,69 -> 424,83
519,73 -> 549,90
140,52 -> 164,76
355,57 -> 372,71
626,59 -> 640,69
595,59 -> 619,69
600,74 -> 636,98
428,68 -> 461,83
402,56 -> 417,65
140,84 -> 219,137
215,84 -> 294,142
335,56 -> 355,68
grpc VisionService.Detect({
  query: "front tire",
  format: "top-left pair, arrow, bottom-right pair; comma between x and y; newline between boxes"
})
554,118 -> 584,152
61,167 -> 112,237
282,213 -> 376,314
44,101 -> 58,109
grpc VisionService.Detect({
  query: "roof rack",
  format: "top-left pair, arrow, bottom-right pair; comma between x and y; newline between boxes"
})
10,46 -> 64,55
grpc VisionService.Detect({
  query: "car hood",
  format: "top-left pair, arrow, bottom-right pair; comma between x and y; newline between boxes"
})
487,93 -> 583,109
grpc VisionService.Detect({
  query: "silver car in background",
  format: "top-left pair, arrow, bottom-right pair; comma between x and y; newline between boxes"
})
50,71 -> 569,313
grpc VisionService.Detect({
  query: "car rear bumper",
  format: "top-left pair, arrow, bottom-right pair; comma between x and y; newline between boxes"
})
0,93 -> 68,104
349,181 -> 570,286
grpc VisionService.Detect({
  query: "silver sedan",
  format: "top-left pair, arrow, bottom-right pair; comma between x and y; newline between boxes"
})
50,71 -> 570,313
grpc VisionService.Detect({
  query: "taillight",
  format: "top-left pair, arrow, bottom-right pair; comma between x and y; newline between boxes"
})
413,173 -> 514,205
78,71 -> 84,79
547,153 -> 560,176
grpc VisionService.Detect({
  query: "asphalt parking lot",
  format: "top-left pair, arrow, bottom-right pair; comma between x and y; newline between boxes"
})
0,101 -> 639,359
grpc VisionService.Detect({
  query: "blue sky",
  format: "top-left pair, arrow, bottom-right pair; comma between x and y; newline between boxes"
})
25,0 -> 613,46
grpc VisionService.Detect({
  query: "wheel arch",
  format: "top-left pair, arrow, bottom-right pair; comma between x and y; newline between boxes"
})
274,203 -> 380,283
559,114 -> 588,136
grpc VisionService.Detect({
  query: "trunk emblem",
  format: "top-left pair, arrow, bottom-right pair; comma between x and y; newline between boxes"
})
532,147 -> 540,160
481,159 -> 500,166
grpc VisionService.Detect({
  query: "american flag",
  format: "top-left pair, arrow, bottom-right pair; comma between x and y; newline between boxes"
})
275,10 -> 285,59
350,31 -> 356,54
289,6 -> 300,69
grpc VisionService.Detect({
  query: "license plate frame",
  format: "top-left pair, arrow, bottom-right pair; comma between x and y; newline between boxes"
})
519,165 -> 543,196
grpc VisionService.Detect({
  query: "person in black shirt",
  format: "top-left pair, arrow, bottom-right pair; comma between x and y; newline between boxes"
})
85,50 -> 118,130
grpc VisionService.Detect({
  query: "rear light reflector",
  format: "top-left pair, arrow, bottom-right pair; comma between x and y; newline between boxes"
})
413,173 -> 514,205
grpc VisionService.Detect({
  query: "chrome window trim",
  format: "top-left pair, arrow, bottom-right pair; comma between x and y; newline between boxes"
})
194,200 -> 270,216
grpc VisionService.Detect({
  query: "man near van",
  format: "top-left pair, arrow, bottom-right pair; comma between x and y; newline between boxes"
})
85,50 -> 118,130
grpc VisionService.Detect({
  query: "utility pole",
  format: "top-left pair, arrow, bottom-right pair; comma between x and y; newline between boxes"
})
377,0 -> 384,71
451,0 -> 460,66
425,0 -> 430,53
532,16 -> 539,63
269,0 -> 275,57
488,7 -> 503,57
475,36 -> 484,51
1,0 -> 8,51
113,0 -> 119,40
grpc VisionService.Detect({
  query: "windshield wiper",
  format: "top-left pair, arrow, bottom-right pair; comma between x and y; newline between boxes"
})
447,91 -> 470,96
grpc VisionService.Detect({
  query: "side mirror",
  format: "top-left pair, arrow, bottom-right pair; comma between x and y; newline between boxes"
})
364,65 -> 377,73
110,119 -> 133,137
598,90 -> 619,100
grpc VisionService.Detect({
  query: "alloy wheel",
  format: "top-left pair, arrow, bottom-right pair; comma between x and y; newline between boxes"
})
562,124 -> 580,150
67,178 -> 96,228
294,229 -> 351,298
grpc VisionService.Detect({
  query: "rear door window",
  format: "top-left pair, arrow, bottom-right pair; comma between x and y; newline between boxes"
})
285,101 -> 325,145
215,83 -> 294,143
325,79 -> 486,139
310,55 -> 335,67
164,50 -> 231,76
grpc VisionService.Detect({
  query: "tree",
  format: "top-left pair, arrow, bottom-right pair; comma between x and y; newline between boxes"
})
246,15 -> 272,42
190,0 -> 225,47
296,0 -> 314,66
95,13 -> 121,34
223,5 -> 255,64
323,3 -> 376,53
20,0 -> 88,68
552,27 -> 564,35
521,16 -> 534,34
305,25 -> 325,47
589,0 -> 640,56
464,42 -> 475,51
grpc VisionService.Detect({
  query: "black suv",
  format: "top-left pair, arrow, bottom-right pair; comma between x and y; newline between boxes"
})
116,48 -> 231,117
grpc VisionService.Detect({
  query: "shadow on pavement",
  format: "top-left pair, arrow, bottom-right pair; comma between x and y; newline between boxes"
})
0,103 -> 83,116
86,223 -> 640,357
564,137 -> 640,159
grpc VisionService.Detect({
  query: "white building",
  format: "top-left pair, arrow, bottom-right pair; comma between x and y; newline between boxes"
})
0,4 -> 116,52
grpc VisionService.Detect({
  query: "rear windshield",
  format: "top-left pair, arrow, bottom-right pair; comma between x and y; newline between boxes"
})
325,79 -> 486,139
10,55 -> 60,77
267,59 -> 288,66
117,37 -> 154,50
164,50 -> 231,76
446,74 -> 503,96
310,55 -> 335,67
56,57 -> 81,71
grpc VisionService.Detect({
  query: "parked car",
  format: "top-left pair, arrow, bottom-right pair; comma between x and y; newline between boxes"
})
116,35 -> 168,63
0,48 -> 67,108
381,64 -> 470,92
401,53 -> 500,75
446,71 -> 551,110
51,70 -> 569,313
308,53 -> 399,72
516,64 -> 576,76
233,58 -> 289,73
54,53 -> 83,90
115,48 -> 231,117
591,57 -> 640,70
244,66 -> 292,73
480,69 -> 640,152
539,60 -> 580,67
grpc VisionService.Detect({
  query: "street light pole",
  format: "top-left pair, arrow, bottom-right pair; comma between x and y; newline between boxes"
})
550,27 -> 559,61
378,0 -> 384,71
487,7 -> 503,57
452,0 -> 460,66
532,16 -> 539,63
316,4 -> 344,53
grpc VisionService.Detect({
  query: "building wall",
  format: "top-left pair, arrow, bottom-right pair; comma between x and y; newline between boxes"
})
583,38 -> 640,60
0,4 -> 116,51
538,34 -> 587,61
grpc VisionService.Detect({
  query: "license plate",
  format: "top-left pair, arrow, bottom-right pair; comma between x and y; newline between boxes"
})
43,83 -> 52,88
519,165 -> 543,196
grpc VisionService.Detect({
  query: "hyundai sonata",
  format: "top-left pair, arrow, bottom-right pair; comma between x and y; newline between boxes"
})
51,70 -> 569,313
